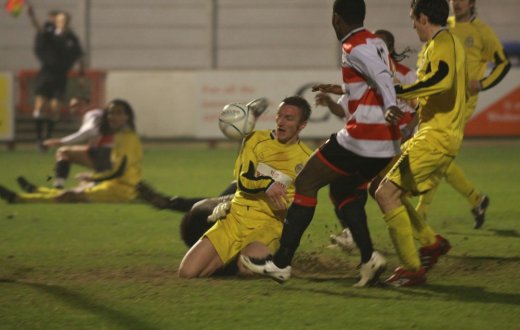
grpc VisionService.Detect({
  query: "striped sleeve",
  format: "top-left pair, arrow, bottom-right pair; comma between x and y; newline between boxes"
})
350,45 -> 397,110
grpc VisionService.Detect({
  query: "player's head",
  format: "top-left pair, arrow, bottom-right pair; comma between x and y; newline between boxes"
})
54,11 -> 71,33
275,96 -> 311,144
332,0 -> 366,41
410,0 -> 449,42
100,99 -> 136,133
374,29 -> 411,62
43,10 -> 60,32
375,29 -> 395,53
68,96 -> 90,114
450,0 -> 476,20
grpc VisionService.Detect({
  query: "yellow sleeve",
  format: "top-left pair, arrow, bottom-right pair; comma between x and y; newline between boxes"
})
235,132 -> 274,194
479,25 -> 511,91
91,132 -> 138,182
396,35 -> 454,100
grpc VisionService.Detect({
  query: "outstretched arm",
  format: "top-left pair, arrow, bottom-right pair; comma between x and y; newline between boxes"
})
27,4 -> 42,32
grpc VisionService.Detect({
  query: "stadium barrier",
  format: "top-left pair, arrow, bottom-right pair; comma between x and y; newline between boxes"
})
17,70 -> 106,115
11,68 -> 520,142
106,69 -> 520,139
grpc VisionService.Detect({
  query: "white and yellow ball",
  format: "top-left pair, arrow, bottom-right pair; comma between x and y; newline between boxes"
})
218,103 -> 255,140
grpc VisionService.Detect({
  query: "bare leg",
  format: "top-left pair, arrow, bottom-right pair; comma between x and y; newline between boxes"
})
178,237 -> 224,278
57,145 -> 95,168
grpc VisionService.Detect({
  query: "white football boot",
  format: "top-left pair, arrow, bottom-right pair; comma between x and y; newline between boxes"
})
330,228 -> 357,252
353,251 -> 387,287
240,255 -> 291,283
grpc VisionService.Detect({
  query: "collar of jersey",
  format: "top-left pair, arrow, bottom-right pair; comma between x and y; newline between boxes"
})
341,27 -> 365,43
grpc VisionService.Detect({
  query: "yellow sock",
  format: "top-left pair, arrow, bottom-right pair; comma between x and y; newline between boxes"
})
415,184 -> 438,222
402,197 -> 437,247
18,191 -> 60,203
383,206 -> 421,271
444,161 -> 482,208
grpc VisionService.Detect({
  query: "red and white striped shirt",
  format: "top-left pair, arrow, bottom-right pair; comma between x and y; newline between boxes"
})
336,28 -> 400,158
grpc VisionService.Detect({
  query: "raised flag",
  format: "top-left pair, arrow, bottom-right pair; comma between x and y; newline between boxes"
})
4,0 -> 25,17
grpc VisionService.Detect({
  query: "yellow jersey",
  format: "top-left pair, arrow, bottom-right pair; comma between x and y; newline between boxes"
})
448,16 -> 510,91
397,29 -> 467,156
448,16 -> 511,121
91,128 -> 143,187
232,130 -> 312,220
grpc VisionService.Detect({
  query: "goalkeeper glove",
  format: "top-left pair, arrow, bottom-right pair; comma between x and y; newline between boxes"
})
207,201 -> 232,223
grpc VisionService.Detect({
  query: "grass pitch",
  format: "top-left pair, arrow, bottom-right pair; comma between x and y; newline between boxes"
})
1,140 -> 519,329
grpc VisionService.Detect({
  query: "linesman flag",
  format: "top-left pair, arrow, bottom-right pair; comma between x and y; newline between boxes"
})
4,0 -> 25,17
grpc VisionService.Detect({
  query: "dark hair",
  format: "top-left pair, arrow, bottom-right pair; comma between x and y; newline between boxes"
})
99,99 -> 136,134
411,0 -> 449,26
374,29 -> 412,62
469,0 -> 476,16
180,207 -> 213,247
333,0 -> 366,25
281,96 -> 312,122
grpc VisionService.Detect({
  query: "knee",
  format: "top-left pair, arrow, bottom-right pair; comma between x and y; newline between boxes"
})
178,266 -> 196,279
56,146 -> 70,160
177,263 -> 201,279
294,175 -> 315,196
374,181 -> 390,204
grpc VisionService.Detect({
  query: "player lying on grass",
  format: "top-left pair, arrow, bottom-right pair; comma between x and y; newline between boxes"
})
0,99 -> 142,204
41,96 -> 111,189
137,180 -> 237,247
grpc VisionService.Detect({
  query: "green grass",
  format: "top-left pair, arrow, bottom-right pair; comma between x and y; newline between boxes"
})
1,140 -> 520,329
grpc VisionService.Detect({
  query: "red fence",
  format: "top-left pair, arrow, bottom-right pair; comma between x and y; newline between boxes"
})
17,69 -> 106,114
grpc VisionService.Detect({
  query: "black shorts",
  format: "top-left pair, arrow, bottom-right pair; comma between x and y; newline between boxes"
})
34,69 -> 67,100
87,147 -> 112,172
318,134 -> 392,181
329,175 -> 368,208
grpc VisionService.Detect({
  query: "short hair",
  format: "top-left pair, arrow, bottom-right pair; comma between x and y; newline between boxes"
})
469,0 -> 476,16
411,0 -> 449,26
333,0 -> 366,25
48,10 -> 60,17
281,96 -> 312,122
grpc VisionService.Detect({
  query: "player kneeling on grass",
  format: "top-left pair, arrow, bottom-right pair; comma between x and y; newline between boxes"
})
177,96 -> 312,278
0,99 -> 142,204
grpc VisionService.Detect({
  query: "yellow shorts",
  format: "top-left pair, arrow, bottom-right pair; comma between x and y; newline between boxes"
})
204,204 -> 283,265
386,138 -> 454,195
82,181 -> 137,202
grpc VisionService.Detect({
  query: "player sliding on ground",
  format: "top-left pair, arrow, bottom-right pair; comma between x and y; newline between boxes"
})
177,96 -> 312,278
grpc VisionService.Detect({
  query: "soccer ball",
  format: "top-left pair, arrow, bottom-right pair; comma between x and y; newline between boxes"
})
218,103 -> 256,140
